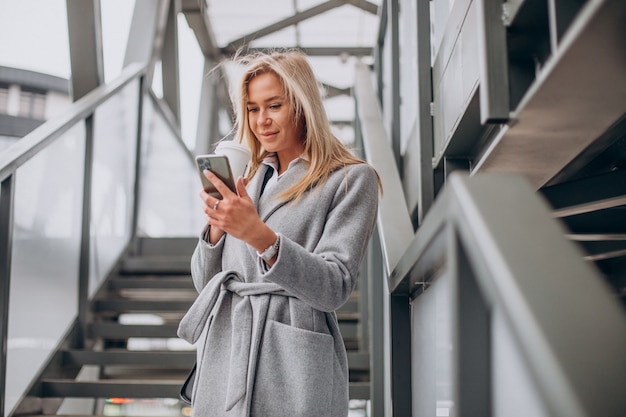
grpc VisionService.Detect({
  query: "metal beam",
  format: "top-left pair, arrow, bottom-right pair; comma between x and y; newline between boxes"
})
415,0 -> 435,225
181,0 -> 222,60
161,0 -> 181,125
66,0 -> 104,101
0,174 -> 15,417
476,0 -> 510,123
224,0 -> 345,52
241,46 -> 373,57
345,0 -> 379,15
321,83 -> 351,98
123,0 -> 171,87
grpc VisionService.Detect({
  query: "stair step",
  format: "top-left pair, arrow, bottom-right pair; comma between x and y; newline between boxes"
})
64,350 -> 367,372
347,351 -> 369,371
62,350 -> 195,367
108,276 -> 195,290
349,381 -> 370,400
39,379 -> 368,401
40,379 -> 181,398
89,323 -> 180,339
89,322 -> 358,340
93,299 -> 194,312
119,257 -> 191,275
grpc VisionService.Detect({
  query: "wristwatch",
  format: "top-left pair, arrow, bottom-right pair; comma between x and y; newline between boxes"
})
258,234 -> 280,262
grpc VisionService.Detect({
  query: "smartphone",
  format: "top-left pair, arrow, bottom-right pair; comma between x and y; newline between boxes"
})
195,155 -> 236,199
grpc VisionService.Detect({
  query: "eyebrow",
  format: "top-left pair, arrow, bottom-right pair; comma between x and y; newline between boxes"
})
246,95 -> 284,105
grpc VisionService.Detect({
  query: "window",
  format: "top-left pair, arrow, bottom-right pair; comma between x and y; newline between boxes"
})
0,84 -> 9,114
18,87 -> 46,119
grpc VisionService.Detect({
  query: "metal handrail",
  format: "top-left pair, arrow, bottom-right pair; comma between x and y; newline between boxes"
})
354,61 -> 626,417
354,62 -> 413,277
0,63 -> 145,181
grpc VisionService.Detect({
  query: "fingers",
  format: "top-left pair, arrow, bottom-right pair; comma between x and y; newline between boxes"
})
204,170 -> 235,198
235,176 -> 249,198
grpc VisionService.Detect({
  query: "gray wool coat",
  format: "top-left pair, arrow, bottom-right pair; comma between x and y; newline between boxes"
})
178,159 -> 379,417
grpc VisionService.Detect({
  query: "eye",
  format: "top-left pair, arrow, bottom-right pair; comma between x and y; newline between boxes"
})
269,103 -> 282,110
247,107 -> 258,113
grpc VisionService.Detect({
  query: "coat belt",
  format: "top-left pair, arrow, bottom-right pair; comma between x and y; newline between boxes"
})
177,270 -> 290,411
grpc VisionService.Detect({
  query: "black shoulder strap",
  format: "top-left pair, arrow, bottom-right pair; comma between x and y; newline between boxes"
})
260,166 -> 274,197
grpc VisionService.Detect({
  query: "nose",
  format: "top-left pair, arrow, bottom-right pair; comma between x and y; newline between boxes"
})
257,109 -> 271,126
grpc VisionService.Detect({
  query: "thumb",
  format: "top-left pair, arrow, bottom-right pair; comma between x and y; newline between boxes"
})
236,176 -> 249,198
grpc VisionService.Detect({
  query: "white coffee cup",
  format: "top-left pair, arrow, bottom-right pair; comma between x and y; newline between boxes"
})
214,140 -> 252,178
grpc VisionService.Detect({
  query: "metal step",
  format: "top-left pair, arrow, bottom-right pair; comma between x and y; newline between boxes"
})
40,379 -> 181,398
39,379 -> 369,401
89,322 -> 359,340
347,351 -> 369,371
349,381 -> 370,400
119,257 -> 191,275
62,350 -> 195,367
108,276 -> 195,290
93,298 -> 194,313
89,323 -> 180,339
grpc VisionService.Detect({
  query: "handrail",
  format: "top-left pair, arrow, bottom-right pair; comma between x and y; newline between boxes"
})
0,62 -> 147,416
396,172 -> 626,416
354,60 -> 626,416
354,62 -> 414,278
0,62 -> 146,182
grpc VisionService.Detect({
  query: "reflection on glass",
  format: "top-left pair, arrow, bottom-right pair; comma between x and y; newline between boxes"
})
5,124 -> 85,415
138,94 -> 204,237
89,80 -> 140,296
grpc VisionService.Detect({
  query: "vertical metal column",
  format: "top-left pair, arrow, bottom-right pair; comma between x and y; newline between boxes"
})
367,228 -> 386,417
0,175 -> 15,417
389,291 -> 412,416
388,0 -> 402,173
415,0 -> 435,225
195,58 -> 222,155
476,0 -> 510,123
450,227 -> 491,416
129,75 -> 146,255
375,0 -> 388,106
77,115 -> 95,347
66,0 -> 104,101
161,0 -> 181,126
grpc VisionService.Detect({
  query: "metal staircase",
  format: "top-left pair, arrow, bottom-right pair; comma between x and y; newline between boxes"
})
17,237 -> 371,415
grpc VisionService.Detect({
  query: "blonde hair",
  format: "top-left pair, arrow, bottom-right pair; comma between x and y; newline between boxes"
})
231,49 -> 378,202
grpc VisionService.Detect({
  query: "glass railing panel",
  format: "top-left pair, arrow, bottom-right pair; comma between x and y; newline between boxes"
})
5,123 -> 85,416
89,79 -> 140,296
411,273 -> 454,417
492,312 -> 549,417
137,94 -> 203,237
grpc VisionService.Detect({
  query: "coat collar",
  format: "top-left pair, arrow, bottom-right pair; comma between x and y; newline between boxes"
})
248,159 -> 309,221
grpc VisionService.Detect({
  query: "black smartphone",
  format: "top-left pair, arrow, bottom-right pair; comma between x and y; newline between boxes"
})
195,155 -> 236,199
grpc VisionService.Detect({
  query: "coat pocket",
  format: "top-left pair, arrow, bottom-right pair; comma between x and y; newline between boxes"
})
252,320 -> 334,416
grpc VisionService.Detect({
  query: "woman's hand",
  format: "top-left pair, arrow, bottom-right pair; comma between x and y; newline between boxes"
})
201,170 -> 277,256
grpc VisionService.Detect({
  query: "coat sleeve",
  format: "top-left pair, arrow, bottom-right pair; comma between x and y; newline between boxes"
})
259,163 -> 379,312
190,225 -> 226,292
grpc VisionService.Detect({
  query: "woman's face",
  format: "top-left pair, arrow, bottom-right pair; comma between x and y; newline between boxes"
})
246,72 -> 304,159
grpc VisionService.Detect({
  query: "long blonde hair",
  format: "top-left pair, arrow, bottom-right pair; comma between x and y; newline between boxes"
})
231,49 -> 377,202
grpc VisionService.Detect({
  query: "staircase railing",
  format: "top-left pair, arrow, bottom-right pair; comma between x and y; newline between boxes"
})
354,62 -> 626,417
0,62 -> 200,417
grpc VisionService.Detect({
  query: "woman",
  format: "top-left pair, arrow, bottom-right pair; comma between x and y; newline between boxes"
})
178,50 -> 380,417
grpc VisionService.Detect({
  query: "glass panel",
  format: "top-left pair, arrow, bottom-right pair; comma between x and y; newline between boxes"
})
492,312 -> 550,417
138,94 -> 204,237
411,273 -> 455,417
89,80 -> 140,295
5,124 -> 85,416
